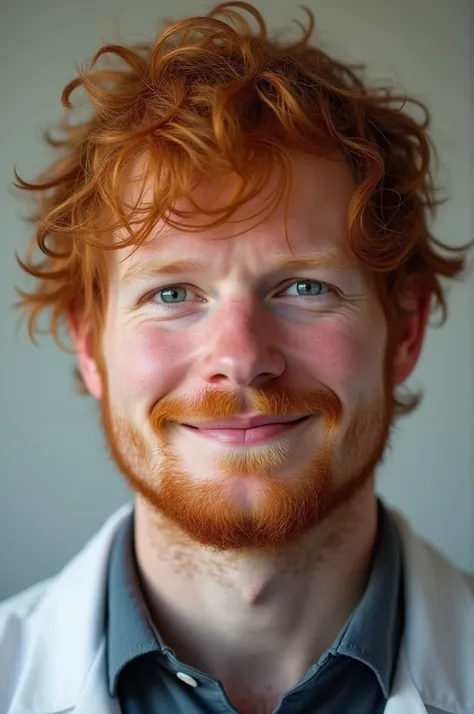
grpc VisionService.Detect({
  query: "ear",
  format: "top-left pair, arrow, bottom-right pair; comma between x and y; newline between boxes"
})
67,302 -> 103,400
392,275 -> 431,385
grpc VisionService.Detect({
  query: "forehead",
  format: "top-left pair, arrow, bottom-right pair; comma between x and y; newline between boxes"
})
112,152 -> 355,275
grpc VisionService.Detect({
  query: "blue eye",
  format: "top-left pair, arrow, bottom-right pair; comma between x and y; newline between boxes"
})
283,280 -> 330,297
156,286 -> 188,303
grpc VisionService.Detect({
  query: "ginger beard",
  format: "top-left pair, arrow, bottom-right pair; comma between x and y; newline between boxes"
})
100,377 -> 394,551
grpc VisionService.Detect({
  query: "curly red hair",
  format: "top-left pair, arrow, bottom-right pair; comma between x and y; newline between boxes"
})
14,2 -> 467,408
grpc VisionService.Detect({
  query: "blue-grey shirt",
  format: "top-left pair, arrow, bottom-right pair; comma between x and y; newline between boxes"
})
106,500 -> 404,713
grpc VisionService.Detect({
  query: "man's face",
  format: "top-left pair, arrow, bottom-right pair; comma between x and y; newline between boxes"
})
97,153 -> 392,550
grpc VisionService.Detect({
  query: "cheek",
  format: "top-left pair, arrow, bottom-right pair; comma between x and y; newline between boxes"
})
289,316 -> 386,393
103,323 -> 188,401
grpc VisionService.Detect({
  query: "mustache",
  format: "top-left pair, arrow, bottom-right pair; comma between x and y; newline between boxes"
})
150,387 -> 342,435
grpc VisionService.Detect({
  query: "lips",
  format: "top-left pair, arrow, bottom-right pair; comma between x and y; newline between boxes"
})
182,414 -> 309,430
181,415 -> 310,446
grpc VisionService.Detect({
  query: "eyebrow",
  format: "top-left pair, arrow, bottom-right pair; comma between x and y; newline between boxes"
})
120,259 -> 203,286
120,250 -> 357,286
272,250 -> 357,273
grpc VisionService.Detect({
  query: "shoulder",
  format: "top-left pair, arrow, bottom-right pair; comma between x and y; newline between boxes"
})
388,508 -> 474,714
0,578 -> 54,658
0,579 -> 52,617
0,506 -> 132,712
0,579 -> 54,707
0,504 -> 133,634
391,507 -> 473,590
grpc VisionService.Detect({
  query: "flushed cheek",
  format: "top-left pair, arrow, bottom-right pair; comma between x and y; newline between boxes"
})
103,323 -> 191,401
290,320 -> 386,395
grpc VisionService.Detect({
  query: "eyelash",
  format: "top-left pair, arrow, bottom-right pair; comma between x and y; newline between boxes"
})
274,279 -> 337,299
142,279 -> 338,307
142,285 -> 204,308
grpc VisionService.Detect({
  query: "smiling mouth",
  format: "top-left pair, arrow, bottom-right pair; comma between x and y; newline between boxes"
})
181,415 -> 311,446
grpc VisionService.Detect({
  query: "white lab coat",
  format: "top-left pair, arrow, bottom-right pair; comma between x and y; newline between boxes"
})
0,505 -> 473,714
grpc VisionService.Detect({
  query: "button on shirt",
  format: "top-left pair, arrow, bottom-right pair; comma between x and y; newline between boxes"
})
106,500 -> 404,714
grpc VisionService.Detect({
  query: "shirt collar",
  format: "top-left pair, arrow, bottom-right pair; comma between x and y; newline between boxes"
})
106,511 -> 163,696
330,499 -> 404,698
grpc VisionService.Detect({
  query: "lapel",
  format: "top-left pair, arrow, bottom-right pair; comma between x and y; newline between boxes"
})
8,505 -> 132,714
389,509 -> 474,714
383,651 -> 427,714
73,639 -> 122,714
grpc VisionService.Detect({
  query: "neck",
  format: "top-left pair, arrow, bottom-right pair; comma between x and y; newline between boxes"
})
134,483 -> 378,712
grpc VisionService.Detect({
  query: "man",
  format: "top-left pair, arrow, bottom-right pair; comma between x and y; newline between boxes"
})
1,2 -> 473,713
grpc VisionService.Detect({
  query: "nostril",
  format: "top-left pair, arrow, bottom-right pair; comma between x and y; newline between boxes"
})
208,373 -> 232,384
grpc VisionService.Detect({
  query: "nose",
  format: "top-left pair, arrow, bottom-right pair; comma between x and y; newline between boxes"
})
196,298 -> 286,389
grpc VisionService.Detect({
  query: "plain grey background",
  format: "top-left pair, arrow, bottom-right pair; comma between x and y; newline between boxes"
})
1,0 -> 473,601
